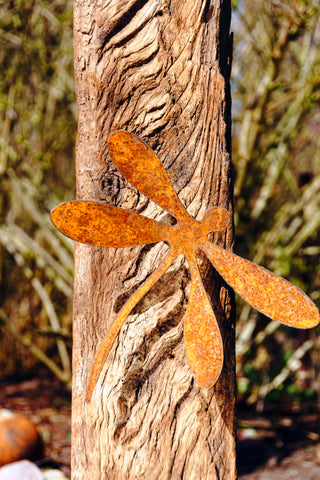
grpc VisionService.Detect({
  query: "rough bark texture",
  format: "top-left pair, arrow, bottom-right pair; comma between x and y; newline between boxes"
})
72,1 -> 236,479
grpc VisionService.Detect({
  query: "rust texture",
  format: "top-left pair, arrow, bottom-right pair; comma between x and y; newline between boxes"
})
51,131 -> 320,401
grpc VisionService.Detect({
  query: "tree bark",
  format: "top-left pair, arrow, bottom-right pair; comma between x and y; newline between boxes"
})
72,1 -> 236,479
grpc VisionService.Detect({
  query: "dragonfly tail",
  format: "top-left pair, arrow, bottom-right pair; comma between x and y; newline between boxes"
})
86,247 -> 178,402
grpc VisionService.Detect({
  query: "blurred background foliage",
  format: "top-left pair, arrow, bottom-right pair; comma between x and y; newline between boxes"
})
0,0 -> 75,384
0,0 -> 319,410
232,0 -> 320,410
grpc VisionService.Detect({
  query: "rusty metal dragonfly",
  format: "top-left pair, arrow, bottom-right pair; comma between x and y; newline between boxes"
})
51,131 -> 320,401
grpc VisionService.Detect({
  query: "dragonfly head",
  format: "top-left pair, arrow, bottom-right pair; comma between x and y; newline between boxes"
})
201,206 -> 231,235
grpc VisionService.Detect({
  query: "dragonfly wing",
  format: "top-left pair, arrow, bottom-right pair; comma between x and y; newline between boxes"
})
202,242 -> 320,329
108,131 -> 189,221
184,257 -> 224,389
51,201 -> 170,247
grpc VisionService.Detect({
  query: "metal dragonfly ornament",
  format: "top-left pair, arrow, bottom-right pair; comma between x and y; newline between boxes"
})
51,131 -> 320,401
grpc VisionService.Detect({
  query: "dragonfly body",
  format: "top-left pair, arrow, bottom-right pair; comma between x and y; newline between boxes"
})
51,131 -> 319,401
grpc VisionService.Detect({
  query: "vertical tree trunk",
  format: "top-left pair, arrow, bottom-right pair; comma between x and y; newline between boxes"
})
72,1 -> 236,479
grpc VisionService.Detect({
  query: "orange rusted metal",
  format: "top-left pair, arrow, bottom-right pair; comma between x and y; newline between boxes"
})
51,131 -> 320,401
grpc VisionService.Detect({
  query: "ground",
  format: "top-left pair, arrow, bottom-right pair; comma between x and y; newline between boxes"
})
238,403 -> 320,479
0,377 -> 71,478
1,376 -> 320,479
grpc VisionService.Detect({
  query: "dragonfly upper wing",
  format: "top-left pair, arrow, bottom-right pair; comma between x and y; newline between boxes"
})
202,242 -> 320,329
108,131 -> 189,222
51,201 -> 170,247
184,257 -> 224,388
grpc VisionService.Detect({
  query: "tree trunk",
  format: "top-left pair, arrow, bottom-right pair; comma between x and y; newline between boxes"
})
72,1 -> 236,479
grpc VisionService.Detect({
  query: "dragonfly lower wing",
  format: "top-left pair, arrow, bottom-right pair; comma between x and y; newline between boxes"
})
184,257 -> 224,389
202,241 -> 320,329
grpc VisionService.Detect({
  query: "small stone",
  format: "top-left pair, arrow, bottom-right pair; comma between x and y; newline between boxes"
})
42,470 -> 69,480
0,460 -> 43,480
